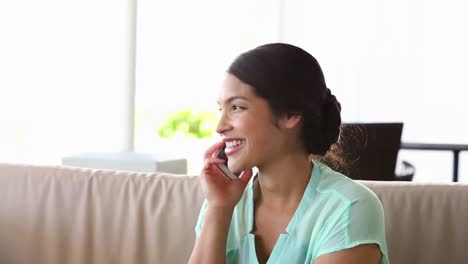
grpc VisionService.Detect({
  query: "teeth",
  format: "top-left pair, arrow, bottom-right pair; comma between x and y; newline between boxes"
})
226,140 -> 243,149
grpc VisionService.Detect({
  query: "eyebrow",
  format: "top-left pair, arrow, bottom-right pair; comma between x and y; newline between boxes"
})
218,96 -> 248,105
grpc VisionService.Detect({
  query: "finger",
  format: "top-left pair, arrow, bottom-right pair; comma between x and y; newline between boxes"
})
203,141 -> 226,159
202,157 -> 226,171
201,158 -> 230,183
239,168 -> 254,185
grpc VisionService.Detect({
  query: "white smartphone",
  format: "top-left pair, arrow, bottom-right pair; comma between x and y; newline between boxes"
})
214,146 -> 240,180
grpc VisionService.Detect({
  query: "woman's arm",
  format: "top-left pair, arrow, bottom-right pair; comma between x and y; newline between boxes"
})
188,206 -> 233,264
313,244 -> 381,264
188,141 -> 254,264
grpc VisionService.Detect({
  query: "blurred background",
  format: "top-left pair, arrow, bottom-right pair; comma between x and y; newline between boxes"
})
0,0 -> 467,180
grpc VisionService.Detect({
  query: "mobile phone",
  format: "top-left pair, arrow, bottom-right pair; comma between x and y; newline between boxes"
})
214,146 -> 240,180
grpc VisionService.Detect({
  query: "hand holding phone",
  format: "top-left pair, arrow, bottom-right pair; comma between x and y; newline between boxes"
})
214,146 -> 241,180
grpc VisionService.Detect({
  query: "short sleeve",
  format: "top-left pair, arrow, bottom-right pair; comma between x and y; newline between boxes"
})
195,199 -> 208,238
315,192 -> 389,264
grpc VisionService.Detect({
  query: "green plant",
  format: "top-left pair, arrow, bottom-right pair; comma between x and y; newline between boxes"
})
158,109 -> 218,139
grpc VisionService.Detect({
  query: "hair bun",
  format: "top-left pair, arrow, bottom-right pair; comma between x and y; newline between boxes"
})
304,88 -> 341,155
321,90 -> 342,146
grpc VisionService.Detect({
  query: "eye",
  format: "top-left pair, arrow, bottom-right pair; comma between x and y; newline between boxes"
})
232,105 -> 245,111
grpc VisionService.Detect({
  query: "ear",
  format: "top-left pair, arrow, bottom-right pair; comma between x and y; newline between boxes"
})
279,113 -> 302,129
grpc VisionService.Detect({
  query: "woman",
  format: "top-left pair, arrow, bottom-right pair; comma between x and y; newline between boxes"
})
189,43 -> 389,264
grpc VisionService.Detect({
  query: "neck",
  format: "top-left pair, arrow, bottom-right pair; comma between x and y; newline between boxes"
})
254,151 -> 313,210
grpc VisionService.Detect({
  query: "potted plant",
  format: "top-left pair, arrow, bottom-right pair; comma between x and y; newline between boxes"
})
157,109 -> 218,174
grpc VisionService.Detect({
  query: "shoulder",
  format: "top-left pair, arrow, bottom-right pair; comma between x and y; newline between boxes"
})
310,162 -> 389,263
310,161 -> 385,233
313,161 -> 383,210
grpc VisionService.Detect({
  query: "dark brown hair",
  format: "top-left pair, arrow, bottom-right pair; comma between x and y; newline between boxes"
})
227,43 -> 346,171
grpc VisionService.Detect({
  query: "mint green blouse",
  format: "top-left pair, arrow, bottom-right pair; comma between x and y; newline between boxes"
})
195,161 -> 389,264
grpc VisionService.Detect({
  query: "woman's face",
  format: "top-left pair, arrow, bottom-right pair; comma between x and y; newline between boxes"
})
216,74 -> 293,173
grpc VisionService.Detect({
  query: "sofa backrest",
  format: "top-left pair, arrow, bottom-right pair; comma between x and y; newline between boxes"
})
0,163 -> 467,264
0,163 -> 204,264
363,180 -> 468,264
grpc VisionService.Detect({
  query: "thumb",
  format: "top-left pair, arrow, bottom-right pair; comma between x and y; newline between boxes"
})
239,168 -> 254,185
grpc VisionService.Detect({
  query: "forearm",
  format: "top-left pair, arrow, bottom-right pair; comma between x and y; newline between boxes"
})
188,206 -> 233,264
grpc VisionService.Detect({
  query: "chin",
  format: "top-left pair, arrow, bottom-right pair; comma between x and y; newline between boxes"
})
228,162 -> 243,174
230,161 -> 254,175
229,166 -> 241,174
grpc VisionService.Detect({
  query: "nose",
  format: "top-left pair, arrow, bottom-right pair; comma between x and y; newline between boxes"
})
216,111 -> 232,135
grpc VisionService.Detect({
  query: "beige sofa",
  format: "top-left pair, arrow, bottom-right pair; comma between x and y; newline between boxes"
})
0,163 -> 467,264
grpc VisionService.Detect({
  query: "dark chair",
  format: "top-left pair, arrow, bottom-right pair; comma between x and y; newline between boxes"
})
338,122 -> 414,181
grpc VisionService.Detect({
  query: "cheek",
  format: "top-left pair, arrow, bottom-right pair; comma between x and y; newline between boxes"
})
246,122 -> 278,151
235,111 -> 277,148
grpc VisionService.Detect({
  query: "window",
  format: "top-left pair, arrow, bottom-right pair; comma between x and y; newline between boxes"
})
281,0 -> 468,181
134,0 -> 281,173
0,0 -> 127,164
